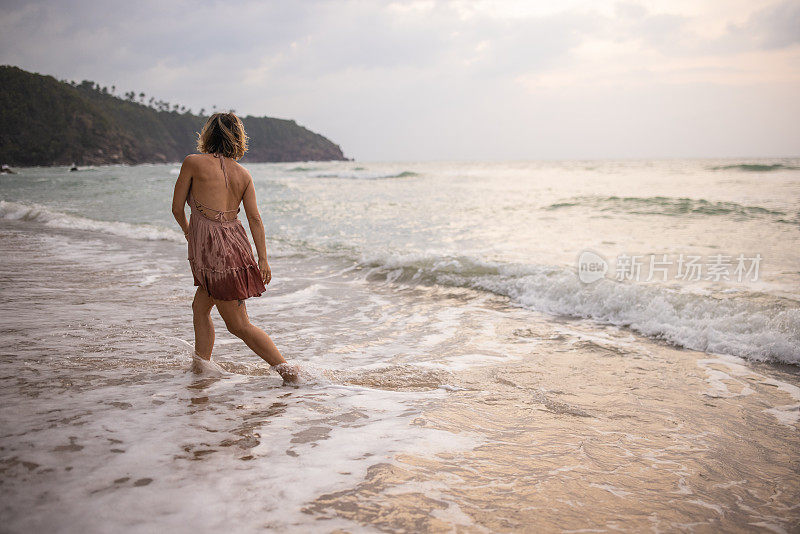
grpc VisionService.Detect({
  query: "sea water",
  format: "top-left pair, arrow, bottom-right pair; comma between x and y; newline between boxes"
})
0,159 -> 798,532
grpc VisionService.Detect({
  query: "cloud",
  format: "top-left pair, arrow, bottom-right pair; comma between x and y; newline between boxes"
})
0,0 -> 798,159
729,0 -> 800,50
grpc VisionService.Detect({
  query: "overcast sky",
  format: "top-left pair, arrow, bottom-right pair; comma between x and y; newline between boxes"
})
2,0 -> 799,161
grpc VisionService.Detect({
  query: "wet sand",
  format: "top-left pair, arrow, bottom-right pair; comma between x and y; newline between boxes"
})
1,219 -> 797,532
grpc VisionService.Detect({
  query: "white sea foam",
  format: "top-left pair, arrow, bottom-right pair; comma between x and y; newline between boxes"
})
191,353 -> 227,377
358,252 -> 800,364
0,199 -> 303,259
0,200 -> 184,242
4,191 -> 797,364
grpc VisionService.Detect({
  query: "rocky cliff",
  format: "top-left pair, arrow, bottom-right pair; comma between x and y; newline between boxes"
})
0,66 -> 347,166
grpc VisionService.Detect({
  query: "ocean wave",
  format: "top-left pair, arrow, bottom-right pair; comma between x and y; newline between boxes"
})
710,164 -> 800,172
308,170 -> 418,180
0,200 -> 184,242
0,200 -> 302,258
286,165 -> 416,178
545,196 -> 788,219
357,252 -> 800,364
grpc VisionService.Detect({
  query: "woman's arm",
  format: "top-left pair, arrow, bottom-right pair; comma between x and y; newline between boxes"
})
172,156 -> 193,237
241,172 -> 271,284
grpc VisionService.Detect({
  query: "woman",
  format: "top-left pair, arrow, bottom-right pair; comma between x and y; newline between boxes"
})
172,112 -> 298,382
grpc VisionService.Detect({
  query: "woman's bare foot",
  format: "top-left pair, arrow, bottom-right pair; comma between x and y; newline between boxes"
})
192,351 -> 225,376
271,362 -> 301,384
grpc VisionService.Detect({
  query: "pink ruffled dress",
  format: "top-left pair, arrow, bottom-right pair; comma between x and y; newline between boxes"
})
186,154 -> 266,301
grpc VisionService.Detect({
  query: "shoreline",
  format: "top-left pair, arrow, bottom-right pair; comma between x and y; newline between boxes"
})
1,159 -> 798,531
1,204 -> 798,367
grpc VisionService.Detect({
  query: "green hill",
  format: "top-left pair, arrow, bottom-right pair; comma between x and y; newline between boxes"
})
0,65 -> 347,166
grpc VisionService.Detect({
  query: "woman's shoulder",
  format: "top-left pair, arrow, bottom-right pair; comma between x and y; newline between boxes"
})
183,153 -> 224,171
229,158 -> 251,177
181,153 -> 205,166
182,153 -> 250,179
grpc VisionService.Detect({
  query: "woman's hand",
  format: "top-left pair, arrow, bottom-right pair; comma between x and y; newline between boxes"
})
259,258 -> 272,285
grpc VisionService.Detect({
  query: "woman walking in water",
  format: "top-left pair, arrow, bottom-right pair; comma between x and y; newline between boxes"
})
171,112 -> 298,382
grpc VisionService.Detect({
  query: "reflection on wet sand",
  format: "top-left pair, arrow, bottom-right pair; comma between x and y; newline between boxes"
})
305,340 -> 800,532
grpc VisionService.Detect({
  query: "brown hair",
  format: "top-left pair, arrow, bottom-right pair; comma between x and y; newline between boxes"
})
196,112 -> 248,160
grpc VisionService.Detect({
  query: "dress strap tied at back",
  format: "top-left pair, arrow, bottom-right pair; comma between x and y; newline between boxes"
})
214,152 -> 230,190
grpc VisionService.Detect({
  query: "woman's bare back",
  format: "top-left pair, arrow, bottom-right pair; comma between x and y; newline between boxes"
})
187,153 -> 248,213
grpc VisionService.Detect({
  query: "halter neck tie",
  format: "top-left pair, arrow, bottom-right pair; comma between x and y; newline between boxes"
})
214,152 -> 229,190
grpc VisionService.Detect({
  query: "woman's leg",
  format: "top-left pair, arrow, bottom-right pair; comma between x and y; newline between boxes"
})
192,287 -> 215,360
215,298 -> 287,367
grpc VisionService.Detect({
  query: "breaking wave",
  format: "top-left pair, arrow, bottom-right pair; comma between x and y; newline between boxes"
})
285,166 -> 418,179
309,170 -> 418,180
356,252 -> 800,365
0,200 -> 183,242
710,164 -> 800,172
545,196 -> 790,220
